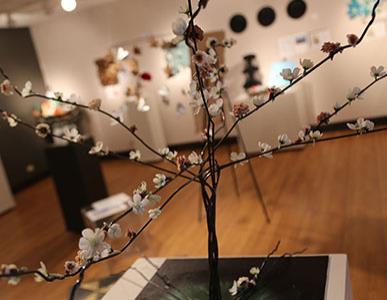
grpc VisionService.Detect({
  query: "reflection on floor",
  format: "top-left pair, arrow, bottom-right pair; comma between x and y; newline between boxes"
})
1,131 -> 387,300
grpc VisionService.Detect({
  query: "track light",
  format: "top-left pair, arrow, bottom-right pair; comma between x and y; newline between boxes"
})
61,0 -> 77,12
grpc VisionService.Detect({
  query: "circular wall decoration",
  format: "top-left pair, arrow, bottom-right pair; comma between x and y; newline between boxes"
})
257,6 -> 276,27
287,0 -> 307,19
230,14 -> 247,33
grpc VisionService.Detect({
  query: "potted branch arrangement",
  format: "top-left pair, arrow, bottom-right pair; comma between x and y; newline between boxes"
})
0,0 -> 386,299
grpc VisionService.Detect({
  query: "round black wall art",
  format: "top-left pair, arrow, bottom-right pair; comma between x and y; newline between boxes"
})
287,0 -> 307,19
230,14 -> 247,33
257,6 -> 276,27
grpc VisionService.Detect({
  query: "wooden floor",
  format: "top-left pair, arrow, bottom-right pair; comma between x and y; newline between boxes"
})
1,132 -> 387,299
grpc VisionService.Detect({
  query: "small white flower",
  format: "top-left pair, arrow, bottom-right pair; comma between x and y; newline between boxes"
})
159,147 -> 178,160
258,142 -> 273,159
300,58 -> 314,70
298,130 -> 306,141
250,267 -> 260,276
208,99 -> 223,117
68,93 -> 80,103
346,87 -> 361,101
1,264 -> 23,285
334,102 -> 341,111
229,280 -> 238,296
107,223 -> 122,239
128,193 -> 147,215
206,37 -> 219,48
88,98 -> 102,110
148,208 -> 162,219
135,181 -> 147,195
54,92 -> 63,99
0,79 -> 13,96
129,150 -> 141,161
230,152 -> 246,166
2,113 -> 18,127
188,151 -> 203,165
34,262 -> 48,283
146,193 -> 161,204
309,130 -> 322,140
252,93 -> 267,107
153,173 -> 167,189
172,17 -> 188,36
35,123 -> 50,138
347,118 -> 374,133
89,141 -> 104,155
78,228 -> 111,261
280,67 -> 300,82
63,127 -> 81,143
192,50 -> 216,67
370,65 -> 386,79
21,81 -> 32,98
278,133 -> 291,147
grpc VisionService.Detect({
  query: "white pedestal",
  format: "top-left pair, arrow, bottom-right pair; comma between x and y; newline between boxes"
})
0,157 -> 15,214
102,254 -> 352,300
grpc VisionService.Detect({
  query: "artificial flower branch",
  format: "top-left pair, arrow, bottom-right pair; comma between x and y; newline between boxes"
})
214,0 -> 381,151
0,67 -> 195,177
312,72 -> 387,131
219,124 -> 387,170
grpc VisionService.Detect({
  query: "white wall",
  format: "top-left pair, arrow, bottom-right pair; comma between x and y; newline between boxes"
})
29,0 -> 387,148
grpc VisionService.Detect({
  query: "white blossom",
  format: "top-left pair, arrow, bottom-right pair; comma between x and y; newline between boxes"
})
148,208 -> 162,219
63,127 -> 81,143
128,193 -> 147,215
298,130 -> 306,141
300,58 -> 314,70
21,81 -> 32,98
35,123 -> 50,138
252,94 -> 267,107
206,37 -> 219,48
0,79 -> 13,96
78,228 -> 111,261
347,118 -> 374,133
34,262 -> 48,283
192,50 -> 216,67
88,98 -> 102,110
208,99 -> 223,117
258,142 -> 273,159
230,152 -> 246,166
172,17 -> 188,36
346,87 -> 361,101
309,130 -> 322,140
2,113 -> 18,127
333,102 -> 341,111
188,151 -> 203,165
146,193 -> 161,204
1,264 -> 24,285
278,133 -> 291,147
54,92 -> 63,99
250,267 -> 260,276
129,150 -> 141,161
370,65 -> 386,79
153,173 -> 167,189
107,223 -> 122,239
159,147 -> 178,160
89,141 -> 104,155
68,93 -> 80,103
135,181 -> 147,195
280,67 -> 300,82
229,277 -> 250,296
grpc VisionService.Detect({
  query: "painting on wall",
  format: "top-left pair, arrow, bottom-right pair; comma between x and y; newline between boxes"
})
347,0 -> 383,19
165,42 -> 190,77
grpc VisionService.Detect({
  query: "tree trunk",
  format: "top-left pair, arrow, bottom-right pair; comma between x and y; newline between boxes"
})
203,190 -> 222,300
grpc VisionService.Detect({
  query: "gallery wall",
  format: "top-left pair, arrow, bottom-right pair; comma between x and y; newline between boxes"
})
28,0 -> 387,149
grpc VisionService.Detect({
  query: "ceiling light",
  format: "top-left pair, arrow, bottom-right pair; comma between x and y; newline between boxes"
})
61,0 -> 77,12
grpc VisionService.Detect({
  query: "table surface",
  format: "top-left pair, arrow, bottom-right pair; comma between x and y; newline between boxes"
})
102,254 -> 352,300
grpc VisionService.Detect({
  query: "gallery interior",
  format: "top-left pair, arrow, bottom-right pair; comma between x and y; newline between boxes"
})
0,0 -> 387,299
